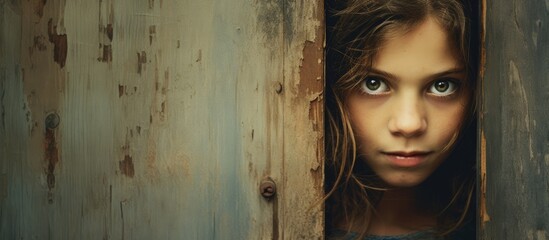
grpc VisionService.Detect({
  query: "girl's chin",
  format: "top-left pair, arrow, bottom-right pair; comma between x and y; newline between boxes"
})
380,174 -> 430,188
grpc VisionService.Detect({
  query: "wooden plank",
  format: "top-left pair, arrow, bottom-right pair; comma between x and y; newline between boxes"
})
481,0 -> 549,238
0,1 -> 25,238
0,0 -> 324,239
280,0 -> 324,238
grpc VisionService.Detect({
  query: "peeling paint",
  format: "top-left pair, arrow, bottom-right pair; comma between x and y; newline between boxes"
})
98,0 -> 114,63
299,36 -> 324,139
137,51 -> 147,74
47,18 -> 67,68
119,155 -> 135,178
5,0 -> 326,238
118,85 -> 125,97
32,35 -> 47,52
308,97 -> 321,131
298,40 -> 323,97
45,127 -> 59,203
282,2 -> 325,237
106,23 -> 113,41
100,44 -> 112,62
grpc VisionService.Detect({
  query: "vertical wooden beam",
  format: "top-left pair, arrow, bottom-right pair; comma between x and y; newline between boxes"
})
280,0 -> 325,238
482,0 -> 549,238
0,1 -> 23,237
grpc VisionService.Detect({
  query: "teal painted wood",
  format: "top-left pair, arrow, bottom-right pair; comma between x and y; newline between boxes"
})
482,0 -> 549,238
0,0 -> 324,239
0,1 -> 24,239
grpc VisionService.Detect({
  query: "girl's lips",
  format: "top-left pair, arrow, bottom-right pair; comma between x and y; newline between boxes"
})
382,151 -> 431,168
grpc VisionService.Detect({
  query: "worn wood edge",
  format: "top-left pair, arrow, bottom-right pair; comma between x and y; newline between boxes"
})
478,0 -> 491,233
280,0 -> 325,238
479,132 -> 490,224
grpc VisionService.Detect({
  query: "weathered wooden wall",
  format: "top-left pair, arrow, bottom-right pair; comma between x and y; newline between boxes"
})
0,0 -> 324,239
481,0 -> 549,239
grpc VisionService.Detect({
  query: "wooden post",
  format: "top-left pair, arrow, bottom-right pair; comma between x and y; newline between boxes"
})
481,0 -> 549,238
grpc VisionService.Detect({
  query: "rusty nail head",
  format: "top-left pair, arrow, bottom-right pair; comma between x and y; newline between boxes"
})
45,112 -> 60,129
260,178 -> 277,199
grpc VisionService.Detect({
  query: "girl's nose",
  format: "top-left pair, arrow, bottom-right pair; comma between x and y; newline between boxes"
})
388,97 -> 427,138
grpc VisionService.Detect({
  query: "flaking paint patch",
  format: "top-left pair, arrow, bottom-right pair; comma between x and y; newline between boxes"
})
47,18 -> 67,68
119,155 -> 135,177
45,128 -> 59,203
308,96 -> 322,131
106,24 -> 113,41
98,1 -> 114,63
32,35 -> 48,52
298,39 -> 323,97
149,67 -> 169,123
100,44 -> 112,62
137,51 -> 147,74
118,85 -> 125,97
287,5 -> 326,235
120,138 -> 134,178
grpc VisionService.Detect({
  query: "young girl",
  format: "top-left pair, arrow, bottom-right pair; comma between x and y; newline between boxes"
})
325,0 -> 479,239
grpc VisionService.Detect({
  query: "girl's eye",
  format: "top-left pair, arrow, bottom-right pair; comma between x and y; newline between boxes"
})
428,79 -> 459,96
360,77 -> 389,95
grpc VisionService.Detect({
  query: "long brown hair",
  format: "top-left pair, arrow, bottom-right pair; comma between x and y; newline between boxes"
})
325,0 -> 479,237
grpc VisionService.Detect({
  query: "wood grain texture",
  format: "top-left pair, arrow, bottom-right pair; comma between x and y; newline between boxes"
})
280,0 -> 325,239
481,0 -> 549,238
0,0 -> 324,239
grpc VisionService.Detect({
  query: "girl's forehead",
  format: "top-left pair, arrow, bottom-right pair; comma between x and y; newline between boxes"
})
373,18 -> 463,77
376,16 -> 461,56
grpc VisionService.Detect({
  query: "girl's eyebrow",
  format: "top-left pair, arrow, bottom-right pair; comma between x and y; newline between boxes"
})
368,67 -> 466,81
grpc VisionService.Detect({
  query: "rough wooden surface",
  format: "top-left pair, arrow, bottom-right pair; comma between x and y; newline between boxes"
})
0,0 -> 324,239
481,0 -> 549,239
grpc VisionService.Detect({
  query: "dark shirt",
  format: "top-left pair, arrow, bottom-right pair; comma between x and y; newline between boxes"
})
327,223 -> 475,240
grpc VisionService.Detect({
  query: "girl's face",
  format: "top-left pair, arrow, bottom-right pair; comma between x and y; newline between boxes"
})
346,17 -> 469,188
